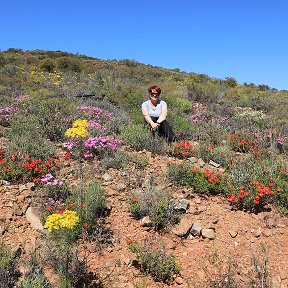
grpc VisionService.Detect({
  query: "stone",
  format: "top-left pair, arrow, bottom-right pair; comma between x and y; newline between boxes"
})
116,183 -> 126,192
209,160 -> 221,168
175,276 -> 184,284
102,173 -> 112,181
25,207 -> 44,231
26,182 -> 35,192
251,227 -> 261,238
190,222 -> 202,236
263,229 -> 272,237
174,199 -> 190,212
172,218 -> 193,237
229,229 -> 238,238
201,228 -> 215,239
188,157 -> 197,163
196,205 -> 207,213
140,216 -> 153,227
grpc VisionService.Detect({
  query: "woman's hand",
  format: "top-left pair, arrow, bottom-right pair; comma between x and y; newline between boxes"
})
151,122 -> 160,130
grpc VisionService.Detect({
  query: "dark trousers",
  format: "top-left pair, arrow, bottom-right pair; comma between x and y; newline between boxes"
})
149,116 -> 175,143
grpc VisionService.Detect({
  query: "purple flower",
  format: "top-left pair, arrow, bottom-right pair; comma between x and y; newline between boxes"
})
276,138 -> 285,145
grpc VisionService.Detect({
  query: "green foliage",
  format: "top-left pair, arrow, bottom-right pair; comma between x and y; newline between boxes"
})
167,162 -> 228,195
100,150 -> 130,169
16,95 -> 78,141
128,186 -> 179,230
120,124 -> 151,151
128,238 -> 181,284
0,242 -> 21,288
19,250 -> 51,288
128,153 -> 149,169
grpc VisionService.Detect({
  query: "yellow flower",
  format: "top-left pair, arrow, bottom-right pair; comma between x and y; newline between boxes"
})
65,127 -> 88,139
44,210 -> 79,232
65,119 -> 89,139
72,119 -> 88,129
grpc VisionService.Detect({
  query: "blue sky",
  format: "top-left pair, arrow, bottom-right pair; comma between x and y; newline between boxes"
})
1,0 -> 287,90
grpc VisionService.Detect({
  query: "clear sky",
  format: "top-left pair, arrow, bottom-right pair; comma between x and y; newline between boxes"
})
1,0 -> 287,90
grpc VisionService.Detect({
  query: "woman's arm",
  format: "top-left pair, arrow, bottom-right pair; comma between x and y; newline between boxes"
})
156,106 -> 167,124
142,107 -> 159,129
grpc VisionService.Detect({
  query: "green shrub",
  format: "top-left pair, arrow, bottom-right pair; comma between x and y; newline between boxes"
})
128,153 -> 149,169
0,242 -> 21,288
120,124 -> 151,151
19,250 -> 51,288
167,162 -> 228,195
128,237 -> 181,284
100,150 -> 130,169
128,186 -> 179,230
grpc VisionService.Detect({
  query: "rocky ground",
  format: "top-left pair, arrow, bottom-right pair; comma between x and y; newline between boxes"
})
1,147 -> 288,288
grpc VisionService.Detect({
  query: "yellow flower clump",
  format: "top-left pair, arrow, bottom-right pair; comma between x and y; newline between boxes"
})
44,210 -> 79,232
65,119 -> 88,139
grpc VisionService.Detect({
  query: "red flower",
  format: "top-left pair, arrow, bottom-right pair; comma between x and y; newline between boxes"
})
69,203 -> 75,207
83,223 -> 89,229
131,196 -> 137,203
32,177 -> 41,182
126,237 -> 133,244
65,153 -> 71,160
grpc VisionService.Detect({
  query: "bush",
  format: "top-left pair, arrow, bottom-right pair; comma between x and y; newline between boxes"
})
19,250 -> 51,288
0,242 -> 21,288
127,237 -> 181,284
167,162 -> 228,195
128,186 -> 179,230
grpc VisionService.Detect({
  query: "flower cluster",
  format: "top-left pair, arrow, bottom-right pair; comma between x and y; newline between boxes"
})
173,140 -> 195,159
83,136 -> 122,158
44,209 -> 79,232
0,150 -> 60,183
228,178 -> 281,210
41,173 -> 64,186
65,119 -> 88,139
77,106 -> 113,120
228,132 -> 257,153
22,156 -> 61,182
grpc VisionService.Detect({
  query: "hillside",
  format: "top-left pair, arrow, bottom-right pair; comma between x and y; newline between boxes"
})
0,49 -> 287,288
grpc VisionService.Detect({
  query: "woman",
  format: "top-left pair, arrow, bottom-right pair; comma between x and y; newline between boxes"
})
141,85 -> 175,143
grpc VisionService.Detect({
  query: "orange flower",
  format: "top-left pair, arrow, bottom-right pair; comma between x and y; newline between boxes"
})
126,237 -> 133,244
65,153 -> 71,160
83,223 -> 89,229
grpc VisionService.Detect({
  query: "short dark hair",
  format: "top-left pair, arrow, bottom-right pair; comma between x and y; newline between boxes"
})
148,85 -> 161,95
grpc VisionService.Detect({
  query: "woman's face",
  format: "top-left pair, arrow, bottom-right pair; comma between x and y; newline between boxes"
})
150,89 -> 160,100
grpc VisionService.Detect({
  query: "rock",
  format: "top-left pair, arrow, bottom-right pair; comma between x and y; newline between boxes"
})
197,158 -> 205,167
102,173 -> 112,181
196,205 -> 207,214
26,182 -> 35,192
174,199 -> 190,212
116,183 -> 126,192
140,216 -> 153,227
175,276 -> 184,284
188,157 -> 197,163
263,229 -> 272,237
172,218 -> 193,237
229,229 -> 238,238
25,207 -> 44,231
190,222 -> 202,236
251,227 -> 261,238
209,160 -> 221,168
201,228 -> 215,239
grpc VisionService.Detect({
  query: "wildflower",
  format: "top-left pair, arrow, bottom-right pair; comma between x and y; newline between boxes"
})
126,237 -> 134,244
64,153 -> 71,159
131,196 -> 137,203
83,223 -> 89,229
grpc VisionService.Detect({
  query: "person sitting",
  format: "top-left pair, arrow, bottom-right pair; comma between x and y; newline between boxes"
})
141,85 -> 175,143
